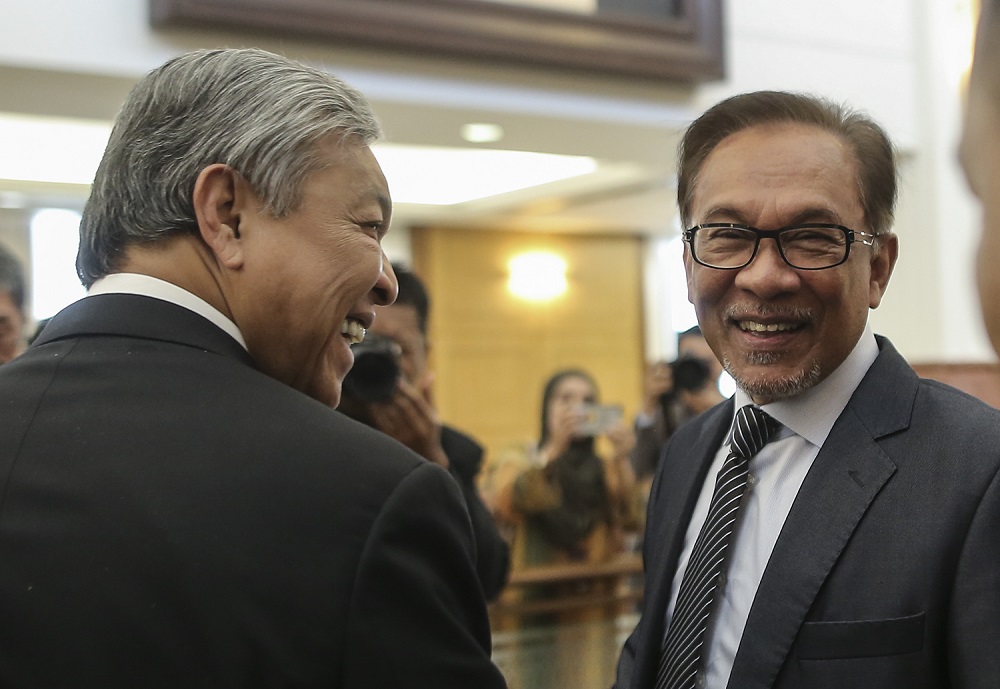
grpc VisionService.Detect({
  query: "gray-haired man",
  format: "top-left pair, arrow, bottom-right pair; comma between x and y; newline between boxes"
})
0,48 -> 506,689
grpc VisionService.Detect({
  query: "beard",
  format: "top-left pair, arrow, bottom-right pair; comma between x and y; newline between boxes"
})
718,302 -> 822,402
723,350 -> 822,404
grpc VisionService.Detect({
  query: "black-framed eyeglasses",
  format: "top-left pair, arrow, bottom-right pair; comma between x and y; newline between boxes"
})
682,223 -> 877,270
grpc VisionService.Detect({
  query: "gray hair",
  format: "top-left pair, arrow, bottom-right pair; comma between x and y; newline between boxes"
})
77,48 -> 383,287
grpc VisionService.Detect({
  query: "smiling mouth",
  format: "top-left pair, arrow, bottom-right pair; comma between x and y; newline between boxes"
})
341,319 -> 367,345
736,320 -> 804,334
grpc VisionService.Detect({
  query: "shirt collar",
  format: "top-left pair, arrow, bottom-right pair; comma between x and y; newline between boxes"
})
733,323 -> 879,448
87,273 -> 247,350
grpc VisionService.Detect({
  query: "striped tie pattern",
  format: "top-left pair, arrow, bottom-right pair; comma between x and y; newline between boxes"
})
655,405 -> 777,689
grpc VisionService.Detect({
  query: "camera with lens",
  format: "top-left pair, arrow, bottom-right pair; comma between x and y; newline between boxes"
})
665,354 -> 712,397
341,333 -> 402,403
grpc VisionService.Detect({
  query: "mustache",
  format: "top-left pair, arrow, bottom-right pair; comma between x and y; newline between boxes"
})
724,303 -> 814,322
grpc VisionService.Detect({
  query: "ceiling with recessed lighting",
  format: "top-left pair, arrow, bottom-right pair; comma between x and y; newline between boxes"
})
0,12 -> 699,239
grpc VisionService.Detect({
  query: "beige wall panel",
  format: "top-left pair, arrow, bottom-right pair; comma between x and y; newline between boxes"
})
412,226 -> 645,462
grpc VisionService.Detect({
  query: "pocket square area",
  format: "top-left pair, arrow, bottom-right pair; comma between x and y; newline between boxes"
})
797,612 -> 925,659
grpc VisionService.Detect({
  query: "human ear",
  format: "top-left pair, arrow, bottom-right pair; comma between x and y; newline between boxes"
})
192,164 -> 245,270
868,233 -> 898,309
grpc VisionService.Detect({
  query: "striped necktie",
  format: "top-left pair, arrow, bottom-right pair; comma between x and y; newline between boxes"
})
656,404 -> 778,689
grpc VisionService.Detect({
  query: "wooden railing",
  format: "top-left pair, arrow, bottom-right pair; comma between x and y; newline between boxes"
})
490,553 -> 644,620
911,362 -> 1000,409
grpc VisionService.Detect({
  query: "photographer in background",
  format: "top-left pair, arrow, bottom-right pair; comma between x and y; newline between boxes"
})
631,326 -> 725,487
338,265 -> 509,601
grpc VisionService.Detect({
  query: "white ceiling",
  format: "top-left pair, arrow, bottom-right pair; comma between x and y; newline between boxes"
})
0,7 -> 706,239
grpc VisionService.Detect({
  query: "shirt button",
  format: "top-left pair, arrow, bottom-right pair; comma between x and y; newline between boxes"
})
695,670 -> 706,687
718,572 -> 727,587
747,473 -> 757,487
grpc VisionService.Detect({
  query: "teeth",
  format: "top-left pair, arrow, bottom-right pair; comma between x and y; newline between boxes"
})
341,319 -> 366,345
739,321 -> 797,333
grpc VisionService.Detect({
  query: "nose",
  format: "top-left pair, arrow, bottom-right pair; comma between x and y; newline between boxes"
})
372,254 -> 398,306
733,237 -> 801,298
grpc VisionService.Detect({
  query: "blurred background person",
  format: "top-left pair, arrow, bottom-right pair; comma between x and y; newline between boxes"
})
962,0 -> 1000,358
631,326 -> 725,490
484,368 -> 643,622
338,264 -> 510,601
0,242 -> 27,364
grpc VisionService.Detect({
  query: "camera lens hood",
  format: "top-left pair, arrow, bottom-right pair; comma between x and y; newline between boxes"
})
342,334 -> 402,403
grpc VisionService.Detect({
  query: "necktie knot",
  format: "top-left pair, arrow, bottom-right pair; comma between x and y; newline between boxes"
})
729,405 -> 778,460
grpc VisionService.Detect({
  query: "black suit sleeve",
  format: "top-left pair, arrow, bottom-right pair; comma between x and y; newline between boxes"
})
614,623 -> 640,689
343,462 -> 507,689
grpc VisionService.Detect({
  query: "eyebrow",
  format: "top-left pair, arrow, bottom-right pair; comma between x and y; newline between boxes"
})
701,206 -> 844,226
365,189 -> 392,235
376,192 -> 392,219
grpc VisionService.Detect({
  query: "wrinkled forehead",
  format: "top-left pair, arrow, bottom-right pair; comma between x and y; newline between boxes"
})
692,123 -> 863,226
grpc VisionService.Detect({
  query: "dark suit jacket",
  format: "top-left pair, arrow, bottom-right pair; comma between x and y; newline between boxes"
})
616,337 -> 1000,689
0,294 -> 507,688
440,425 -> 510,601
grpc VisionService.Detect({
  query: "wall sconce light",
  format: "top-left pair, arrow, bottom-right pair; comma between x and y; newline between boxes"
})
507,251 -> 568,301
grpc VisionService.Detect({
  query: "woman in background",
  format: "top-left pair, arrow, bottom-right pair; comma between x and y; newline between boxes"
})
485,368 -> 643,626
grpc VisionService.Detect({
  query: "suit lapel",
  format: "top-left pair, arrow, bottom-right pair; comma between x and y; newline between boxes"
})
728,339 -> 918,689
633,400 -> 734,687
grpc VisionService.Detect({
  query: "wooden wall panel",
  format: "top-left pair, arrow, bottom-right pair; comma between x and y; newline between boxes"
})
412,227 -> 646,462
911,362 -> 1000,409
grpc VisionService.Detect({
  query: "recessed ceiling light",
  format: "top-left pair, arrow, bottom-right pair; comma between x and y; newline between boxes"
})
0,113 -> 596,208
460,122 -> 505,144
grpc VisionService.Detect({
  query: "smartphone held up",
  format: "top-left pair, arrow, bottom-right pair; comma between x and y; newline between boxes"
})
574,403 -> 624,437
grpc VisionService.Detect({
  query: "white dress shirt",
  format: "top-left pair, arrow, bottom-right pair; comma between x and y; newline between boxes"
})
87,273 -> 247,350
663,324 -> 880,688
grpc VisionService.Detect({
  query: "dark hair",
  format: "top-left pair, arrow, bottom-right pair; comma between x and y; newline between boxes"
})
677,91 -> 898,236
538,368 -> 598,447
0,243 -> 25,313
390,263 -> 430,336
677,325 -> 703,346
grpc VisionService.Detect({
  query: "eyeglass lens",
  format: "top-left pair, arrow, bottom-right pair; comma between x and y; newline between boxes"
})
693,226 -> 849,269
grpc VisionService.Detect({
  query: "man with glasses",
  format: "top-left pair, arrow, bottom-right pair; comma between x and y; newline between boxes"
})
615,91 -> 1000,689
